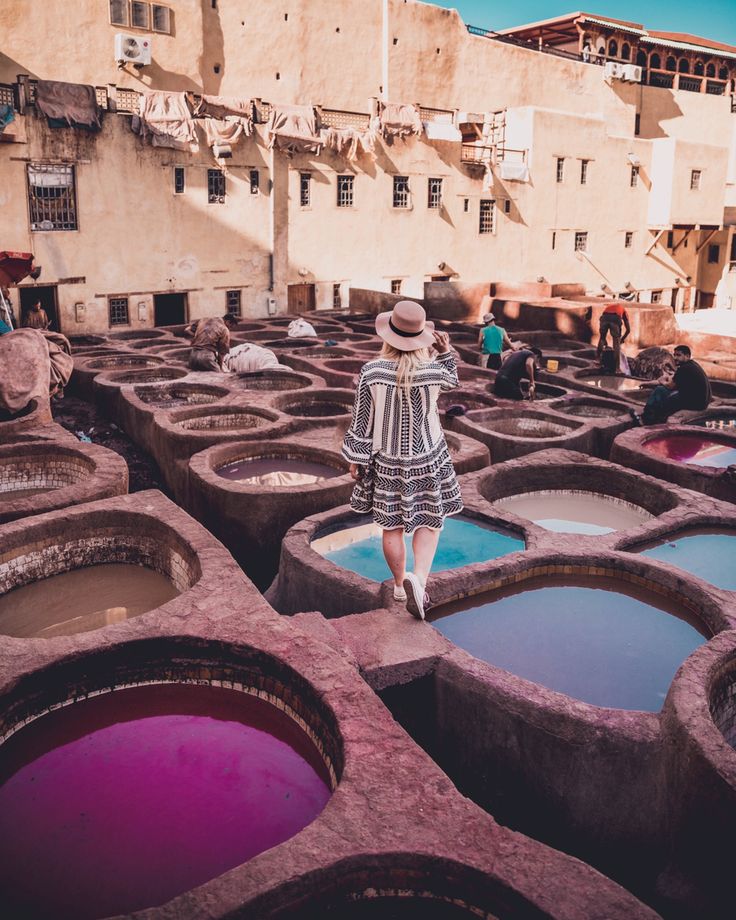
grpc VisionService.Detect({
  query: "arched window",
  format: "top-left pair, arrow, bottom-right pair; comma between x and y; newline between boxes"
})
719,66 -> 729,80
706,63 -> 716,77
694,60 -> 704,76
598,45 -> 605,58
608,39 -> 618,58
678,58 -> 690,73
666,56 -> 676,71
636,49 -> 647,67
650,53 -> 661,70
621,42 -> 631,61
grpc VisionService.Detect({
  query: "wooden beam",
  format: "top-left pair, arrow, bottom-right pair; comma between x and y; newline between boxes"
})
696,228 -> 719,253
673,229 -> 692,253
646,228 -> 666,255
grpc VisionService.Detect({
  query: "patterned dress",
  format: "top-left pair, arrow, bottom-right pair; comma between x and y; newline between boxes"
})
342,352 -> 463,533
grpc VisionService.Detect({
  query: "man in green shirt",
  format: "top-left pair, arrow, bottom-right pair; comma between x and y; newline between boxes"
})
478,312 -> 514,369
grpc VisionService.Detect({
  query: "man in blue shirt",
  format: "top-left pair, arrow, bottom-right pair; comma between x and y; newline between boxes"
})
478,312 -> 514,369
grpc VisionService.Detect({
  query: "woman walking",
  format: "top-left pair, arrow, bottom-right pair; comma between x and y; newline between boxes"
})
342,301 -> 463,620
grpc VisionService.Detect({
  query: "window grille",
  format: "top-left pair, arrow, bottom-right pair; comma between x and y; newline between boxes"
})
690,169 -> 701,190
27,164 -> 78,231
336,175 -> 354,208
226,290 -> 242,316
708,244 -> 720,264
208,168 -> 226,203
333,283 -> 341,309
463,198 -> 469,213
419,106 -> 453,123
556,157 -> 564,183
427,177 -> 442,209
479,199 -> 495,234
625,232 -> 633,248
321,109 -> 370,130
152,4 -> 170,33
109,297 -> 130,326
650,290 -> 662,303
630,166 -> 639,187
131,1 -> 149,29
391,279 -> 402,294
109,0 -> 129,25
249,169 -> 259,194
174,167 -> 185,194
393,175 -> 410,208
0,83 -> 14,108
95,87 -> 108,109
574,231 -> 588,252
580,160 -> 589,185
300,173 -> 311,207
504,199 -> 511,214
116,87 -> 141,113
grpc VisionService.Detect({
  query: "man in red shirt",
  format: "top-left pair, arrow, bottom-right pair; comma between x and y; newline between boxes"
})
596,302 -> 631,372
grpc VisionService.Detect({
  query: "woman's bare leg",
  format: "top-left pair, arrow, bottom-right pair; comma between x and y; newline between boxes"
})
382,527 -> 406,587
412,526 -> 441,589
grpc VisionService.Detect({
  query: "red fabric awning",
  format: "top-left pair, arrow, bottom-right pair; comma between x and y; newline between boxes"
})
0,251 -> 35,286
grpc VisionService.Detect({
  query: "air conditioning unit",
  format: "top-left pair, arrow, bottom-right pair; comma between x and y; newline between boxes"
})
622,64 -> 643,83
603,61 -> 625,81
115,33 -> 152,66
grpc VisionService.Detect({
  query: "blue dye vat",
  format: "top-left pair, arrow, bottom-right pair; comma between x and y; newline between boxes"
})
317,517 -> 524,582
430,575 -> 706,711
639,530 -> 736,591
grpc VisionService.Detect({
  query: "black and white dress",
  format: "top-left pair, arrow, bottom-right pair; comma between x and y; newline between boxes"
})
342,352 -> 463,533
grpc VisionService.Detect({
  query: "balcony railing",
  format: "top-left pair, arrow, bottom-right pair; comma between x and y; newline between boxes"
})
706,80 -> 726,96
461,143 -> 493,165
649,71 -> 675,89
679,75 -> 702,93
321,109 -> 370,130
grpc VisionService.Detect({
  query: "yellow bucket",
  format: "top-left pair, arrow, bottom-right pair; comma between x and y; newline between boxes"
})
546,359 -> 559,373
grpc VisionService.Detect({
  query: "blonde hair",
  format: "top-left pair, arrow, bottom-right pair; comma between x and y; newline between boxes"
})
379,342 -> 432,395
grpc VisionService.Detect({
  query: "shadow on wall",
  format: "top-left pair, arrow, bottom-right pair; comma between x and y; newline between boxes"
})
610,81 -> 683,140
200,0 -> 225,95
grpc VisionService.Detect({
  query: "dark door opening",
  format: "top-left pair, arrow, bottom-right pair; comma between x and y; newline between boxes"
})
19,285 -> 60,332
154,292 -> 188,326
287,283 -> 316,315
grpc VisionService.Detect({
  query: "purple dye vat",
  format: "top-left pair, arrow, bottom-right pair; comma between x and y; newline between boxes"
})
644,433 -> 736,468
0,683 -> 332,919
217,457 -> 343,486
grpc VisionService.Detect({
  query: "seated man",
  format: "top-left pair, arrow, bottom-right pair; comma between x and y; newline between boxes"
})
493,346 -> 543,401
597,302 -> 631,372
477,313 -> 515,369
637,345 -> 711,425
188,313 -> 238,371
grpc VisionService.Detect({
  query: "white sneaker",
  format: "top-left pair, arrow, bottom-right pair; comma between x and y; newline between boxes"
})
393,585 -> 407,601
403,573 -> 425,621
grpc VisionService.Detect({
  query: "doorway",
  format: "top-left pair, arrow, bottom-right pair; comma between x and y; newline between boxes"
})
287,283 -> 316,315
154,292 -> 188,326
19,285 -> 59,332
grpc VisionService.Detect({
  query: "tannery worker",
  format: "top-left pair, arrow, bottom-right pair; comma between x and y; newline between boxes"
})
477,312 -> 515,369
493,346 -> 543,401
23,299 -> 50,331
187,313 -> 238,371
596,302 -> 631,373
632,345 -> 712,425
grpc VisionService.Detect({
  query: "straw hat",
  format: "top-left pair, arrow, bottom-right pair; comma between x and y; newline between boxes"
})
375,301 -> 435,351
482,313 -> 495,324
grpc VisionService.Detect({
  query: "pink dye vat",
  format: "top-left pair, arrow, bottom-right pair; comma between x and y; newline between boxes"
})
644,434 -> 736,468
0,683 -> 332,919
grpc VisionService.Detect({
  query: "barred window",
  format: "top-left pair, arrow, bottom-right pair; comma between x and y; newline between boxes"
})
208,168 -> 226,203
479,199 -> 495,234
226,290 -> 242,316
427,177 -> 442,209
174,166 -> 185,194
391,279 -> 402,294
336,175 -> 354,208
393,175 -> 410,208
300,173 -> 311,207
249,169 -> 259,194
580,160 -> 589,185
690,169 -> 701,190
333,283 -> 341,309
625,231 -> 633,248
109,297 -> 130,326
556,157 -> 564,183
111,1 -> 171,33
27,164 -> 78,231
574,231 -> 588,252
630,165 -> 639,187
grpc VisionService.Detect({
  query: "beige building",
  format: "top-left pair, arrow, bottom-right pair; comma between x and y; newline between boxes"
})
1,1 -> 735,333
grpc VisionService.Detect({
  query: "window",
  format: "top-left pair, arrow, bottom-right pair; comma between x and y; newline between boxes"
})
131,1 -> 149,29
635,113 -> 640,136
665,56 -> 676,72
690,169 -> 701,190
504,199 -> 511,214
625,231 -> 633,248
556,157 -> 564,183
630,165 -> 640,187
174,166 -> 185,194
337,175 -> 354,207
463,198 -> 469,212
608,40 -> 618,58
427,177 -> 442,209
574,231 -> 588,252
650,290 -> 662,303
109,0 -> 129,25
110,1 -> 171,33
551,231 -> 556,250
708,244 -> 720,264
109,297 -> 130,326
225,290 -> 242,316
479,199 -> 495,234
651,53 -> 662,70
333,283 -> 341,309
207,168 -> 226,203
580,159 -> 589,185
300,172 -> 311,207
27,164 -> 78,231
730,234 -> 736,272
249,169 -> 259,194
622,42 -> 630,61
152,5 -> 170,33
667,231 -> 674,248
391,279 -> 402,294
393,175 -> 410,208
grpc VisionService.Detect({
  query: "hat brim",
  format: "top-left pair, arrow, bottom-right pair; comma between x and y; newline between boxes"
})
375,311 -> 435,351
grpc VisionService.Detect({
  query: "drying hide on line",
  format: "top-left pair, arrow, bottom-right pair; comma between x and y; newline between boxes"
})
0,328 -> 52,415
191,94 -> 253,124
133,91 -> 197,151
201,116 -> 249,149
35,79 -> 102,130
379,103 -> 422,140
267,105 -> 322,156
320,126 -> 377,162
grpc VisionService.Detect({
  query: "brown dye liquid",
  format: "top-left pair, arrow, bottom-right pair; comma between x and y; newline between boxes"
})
217,457 -> 342,487
0,564 -> 179,638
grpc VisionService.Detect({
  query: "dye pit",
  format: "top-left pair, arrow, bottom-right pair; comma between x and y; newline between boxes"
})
693,415 -> 736,430
644,433 -> 736,468
638,529 -> 736,591
0,564 -> 179,638
430,574 -> 706,711
0,683 -> 331,919
587,376 -> 648,392
217,457 -> 343,487
311,516 -> 524,582
290,896 -> 485,918
495,491 -> 652,534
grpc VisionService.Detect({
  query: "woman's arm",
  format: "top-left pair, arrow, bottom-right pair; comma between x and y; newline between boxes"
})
342,369 -> 375,465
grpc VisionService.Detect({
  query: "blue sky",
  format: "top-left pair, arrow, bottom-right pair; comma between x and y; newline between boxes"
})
429,1 -> 736,46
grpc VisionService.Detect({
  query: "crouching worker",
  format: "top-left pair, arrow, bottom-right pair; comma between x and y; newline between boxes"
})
188,313 -> 238,371
494,346 -> 542,400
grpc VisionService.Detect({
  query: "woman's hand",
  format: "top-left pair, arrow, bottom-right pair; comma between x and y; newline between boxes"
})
349,462 -> 361,481
433,330 -> 451,354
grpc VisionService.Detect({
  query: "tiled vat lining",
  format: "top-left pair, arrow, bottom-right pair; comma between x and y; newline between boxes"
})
0,454 -> 94,494
134,382 -> 229,407
490,416 -> 580,437
84,355 -> 165,369
709,658 -> 736,749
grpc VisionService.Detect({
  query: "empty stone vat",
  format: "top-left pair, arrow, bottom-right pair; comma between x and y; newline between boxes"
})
133,382 -> 230,408
276,389 -> 354,419
452,408 -> 592,462
229,370 -> 314,391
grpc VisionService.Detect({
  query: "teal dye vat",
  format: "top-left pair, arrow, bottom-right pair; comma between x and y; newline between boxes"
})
430,575 -> 706,711
639,529 -> 736,591
312,517 -> 524,582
